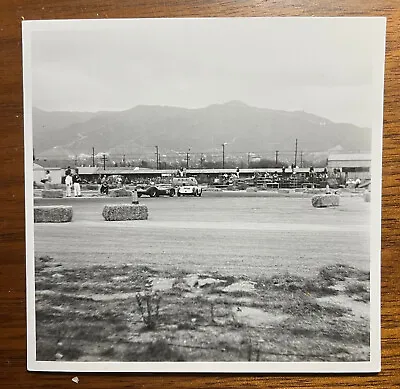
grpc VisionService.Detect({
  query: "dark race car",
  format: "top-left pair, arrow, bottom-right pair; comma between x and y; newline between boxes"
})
136,183 -> 175,198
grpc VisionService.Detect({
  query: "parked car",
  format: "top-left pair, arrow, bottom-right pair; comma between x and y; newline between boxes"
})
172,177 -> 202,197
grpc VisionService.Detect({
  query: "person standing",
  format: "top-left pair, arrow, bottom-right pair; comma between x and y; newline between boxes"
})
65,172 -> 73,197
72,171 -> 81,197
97,174 -> 102,193
42,170 -> 52,190
100,175 -> 108,195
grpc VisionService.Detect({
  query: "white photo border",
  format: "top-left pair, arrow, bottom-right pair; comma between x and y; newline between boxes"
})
23,17 -> 386,373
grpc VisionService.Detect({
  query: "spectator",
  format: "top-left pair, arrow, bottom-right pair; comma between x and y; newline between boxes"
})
42,170 -> 52,190
100,175 -> 109,195
97,175 -> 102,193
325,184 -> 331,194
65,172 -> 72,197
72,171 -> 82,197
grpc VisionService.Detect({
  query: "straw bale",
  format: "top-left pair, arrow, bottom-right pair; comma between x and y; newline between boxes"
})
34,206 -> 73,223
363,191 -> 371,203
41,189 -> 63,198
102,204 -> 148,221
109,188 -> 133,197
311,194 -> 340,208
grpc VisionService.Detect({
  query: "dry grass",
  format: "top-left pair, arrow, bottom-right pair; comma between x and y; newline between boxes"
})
35,256 -> 370,362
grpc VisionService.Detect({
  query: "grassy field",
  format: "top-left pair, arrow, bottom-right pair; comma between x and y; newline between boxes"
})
35,256 -> 370,362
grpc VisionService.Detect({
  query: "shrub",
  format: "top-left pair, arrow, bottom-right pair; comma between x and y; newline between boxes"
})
136,291 -> 161,330
319,264 -> 369,283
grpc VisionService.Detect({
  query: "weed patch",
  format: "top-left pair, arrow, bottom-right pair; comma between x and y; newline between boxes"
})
35,258 -> 370,362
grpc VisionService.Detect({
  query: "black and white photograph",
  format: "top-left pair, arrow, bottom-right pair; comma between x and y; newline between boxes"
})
23,17 -> 385,372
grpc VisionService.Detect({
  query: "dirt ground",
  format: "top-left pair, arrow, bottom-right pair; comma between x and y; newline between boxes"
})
33,193 -> 371,362
35,257 -> 370,362
34,194 -> 370,278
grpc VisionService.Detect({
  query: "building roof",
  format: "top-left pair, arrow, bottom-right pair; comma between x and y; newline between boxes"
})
77,167 -> 99,175
328,153 -> 371,162
33,163 -> 44,171
79,167 -> 325,176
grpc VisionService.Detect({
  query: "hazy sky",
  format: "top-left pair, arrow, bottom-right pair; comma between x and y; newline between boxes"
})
30,18 -> 384,128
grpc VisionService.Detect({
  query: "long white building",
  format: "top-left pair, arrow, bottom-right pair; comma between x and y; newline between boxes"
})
327,153 -> 371,180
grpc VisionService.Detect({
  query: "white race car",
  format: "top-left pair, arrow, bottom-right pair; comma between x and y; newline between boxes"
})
173,177 -> 202,197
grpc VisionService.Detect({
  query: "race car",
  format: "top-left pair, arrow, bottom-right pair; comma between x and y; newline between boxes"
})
136,183 -> 175,197
173,177 -> 202,197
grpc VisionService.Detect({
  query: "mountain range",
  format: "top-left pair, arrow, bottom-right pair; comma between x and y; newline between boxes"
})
32,101 -> 371,162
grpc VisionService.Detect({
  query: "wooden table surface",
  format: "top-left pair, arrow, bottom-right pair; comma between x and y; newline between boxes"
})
1,1 -> 399,387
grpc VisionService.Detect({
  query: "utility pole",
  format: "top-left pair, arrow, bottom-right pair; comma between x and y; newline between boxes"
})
275,150 -> 279,167
33,148 -> 36,162
294,138 -> 298,167
102,154 -> 107,170
186,148 -> 190,169
248,152 -> 251,168
222,143 -> 227,169
200,153 -> 205,168
155,146 -> 159,170
300,151 -> 303,168
92,147 -> 95,167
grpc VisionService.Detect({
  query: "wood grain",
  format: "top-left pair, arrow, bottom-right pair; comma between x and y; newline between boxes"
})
1,1 -> 399,387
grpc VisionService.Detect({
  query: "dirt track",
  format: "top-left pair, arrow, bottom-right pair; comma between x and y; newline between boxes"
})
34,195 -> 370,278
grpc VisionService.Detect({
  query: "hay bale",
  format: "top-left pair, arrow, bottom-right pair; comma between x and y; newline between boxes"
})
246,187 -> 258,192
363,191 -> 371,203
312,194 -> 340,208
304,188 -> 324,195
109,188 -> 133,197
37,183 -> 64,189
34,206 -> 73,223
84,184 -> 99,191
102,204 -> 148,221
41,189 -> 63,198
